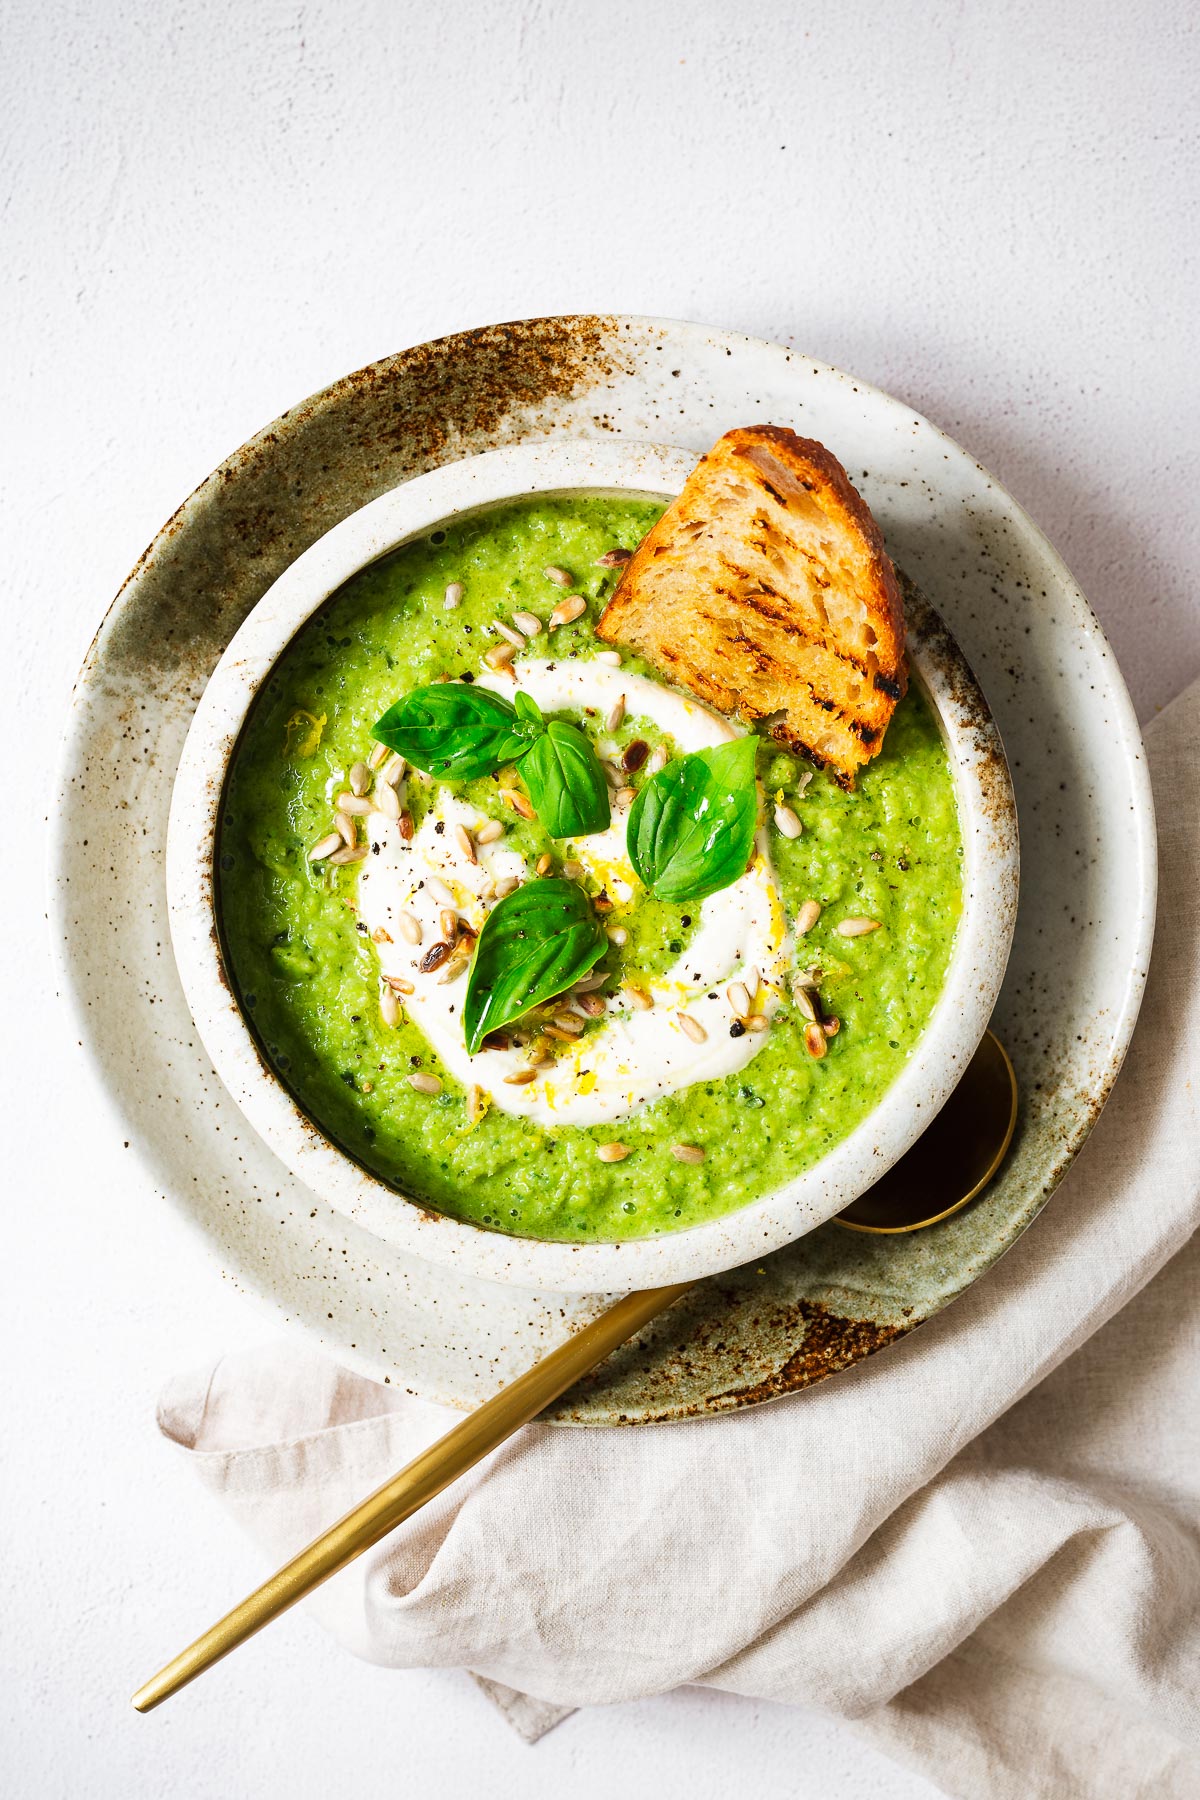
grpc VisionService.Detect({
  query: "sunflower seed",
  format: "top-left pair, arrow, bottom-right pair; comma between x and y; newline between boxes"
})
329,845 -> 369,865
439,909 -> 459,942
553,1012 -> 584,1034
492,619 -> 526,650
622,739 -> 649,773
504,1067 -> 539,1086
399,811 -> 415,842
823,1016 -> 841,1038
493,875 -> 520,898
536,852 -> 553,876
336,792 -> 373,816
309,832 -> 343,862
437,942 -> 472,983
562,859 -> 583,881
499,788 -> 536,820
452,824 -> 476,863
605,695 -> 626,732
727,982 -> 751,1018
676,1012 -> 707,1044
419,942 -> 452,973
597,1142 -> 629,1162
349,761 -> 370,797
573,970 -> 610,992
606,926 -> 628,945
371,926 -> 392,944
368,741 -> 390,770
544,564 -> 573,587
594,650 -> 622,666
745,965 -> 760,999
466,1084 -> 487,1122
475,819 -> 504,844
526,1040 -> 554,1065
621,982 -> 652,1011
744,1014 -> 769,1033
485,642 -> 516,670
443,582 -> 463,609
381,754 -> 406,787
796,899 -> 821,935
595,548 -> 632,568
512,610 -> 543,637
379,986 -> 401,1028
794,986 -> 818,1022
549,594 -> 586,629
334,810 -> 357,847
805,1022 -> 828,1058
397,912 -> 422,944
670,1143 -> 706,1164
426,876 -> 455,906
384,973 -> 415,994
774,803 -> 803,839
837,917 -> 881,937
646,745 -> 669,776
542,1024 -> 581,1043
374,783 -> 401,821
408,1072 -> 442,1095
602,760 -> 624,788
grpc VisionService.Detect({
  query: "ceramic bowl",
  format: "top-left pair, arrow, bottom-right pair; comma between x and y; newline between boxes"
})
166,437 -> 1018,1291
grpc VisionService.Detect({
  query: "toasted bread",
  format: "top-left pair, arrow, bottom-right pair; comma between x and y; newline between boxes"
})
596,427 -> 907,785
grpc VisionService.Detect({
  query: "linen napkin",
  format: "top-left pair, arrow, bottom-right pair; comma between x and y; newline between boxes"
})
158,677 -> 1200,1798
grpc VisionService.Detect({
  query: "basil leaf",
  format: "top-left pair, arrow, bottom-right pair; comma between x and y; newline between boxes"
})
372,684 -> 541,781
463,877 -> 607,1053
513,690 -> 543,727
518,720 -> 611,838
627,737 -> 759,904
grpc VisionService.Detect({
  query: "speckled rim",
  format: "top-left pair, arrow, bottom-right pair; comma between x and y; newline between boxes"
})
166,437 -> 1019,1292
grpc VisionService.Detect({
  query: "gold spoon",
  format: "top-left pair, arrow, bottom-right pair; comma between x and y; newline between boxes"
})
132,1028 -> 1017,1714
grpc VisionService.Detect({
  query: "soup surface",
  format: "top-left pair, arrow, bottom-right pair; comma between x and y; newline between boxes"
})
218,494 -> 963,1240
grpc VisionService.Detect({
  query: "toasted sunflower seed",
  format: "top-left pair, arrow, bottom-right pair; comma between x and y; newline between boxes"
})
493,875 -> 520,898
492,619 -> 526,649
595,547 -> 632,568
621,982 -> 652,1011
594,649 -> 622,666
419,942 -> 452,973
542,1024 -> 581,1043
399,810 -> 415,842
381,753 -> 406,787
562,859 -> 583,881
727,982 -> 751,1018
466,1084 -> 487,1123
794,985 -> 818,1022
544,564 -> 573,587
774,803 -> 803,839
646,744 -> 669,776
553,1012 -> 584,1034
397,912 -> 422,945
334,810 -> 357,847
577,991 -> 607,1018
549,594 -> 586,628
504,1067 -> 539,1086
408,1072 -> 442,1095
573,970 -> 610,992
379,986 -> 401,1028
512,610 -> 543,637
837,917 -> 881,937
384,973 -> 415,994
676,1012 -> 707,1044
605,695 -> 626,733
804,1021 -> 828,1058
796,899 -> 821,935
349,761 -> 370,797
485,642 -> 516,670
597,1142 -> 629,1162
744,1014 -> 770,1033
439,909 -> 459,943
670,1143 -> 706,1165
614,786 -> 636,808
499,788 -> 536,820
425,877 -> 455,906
454,824 -> 477,863
823,1016 -> 841,1038
371,925 -> 392,944
368,741 -> 390,770
443,581 -> 463,609
525,1039 -> 554,1065
475,818 -> 504,844
437,941 -> 472,984
329,845 -> 369,865
336,792 -> 373,816
622,739 -> 649,773
536,852 -> 553,876
309,832 -> 342,862
374,783 -> 401,821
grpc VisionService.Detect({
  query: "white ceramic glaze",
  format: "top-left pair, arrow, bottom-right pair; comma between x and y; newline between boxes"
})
166,438 -> 1018,1292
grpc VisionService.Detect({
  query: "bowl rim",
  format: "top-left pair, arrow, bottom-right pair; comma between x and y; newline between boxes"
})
166,437 -> 1019,1291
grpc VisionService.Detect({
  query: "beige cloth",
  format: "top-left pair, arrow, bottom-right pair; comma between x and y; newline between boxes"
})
160,680 -> 1200,1797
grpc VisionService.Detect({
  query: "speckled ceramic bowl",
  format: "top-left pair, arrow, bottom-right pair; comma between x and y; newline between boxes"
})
166,437 -> 1018,1291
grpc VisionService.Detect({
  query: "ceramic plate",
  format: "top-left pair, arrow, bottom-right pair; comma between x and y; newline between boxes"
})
51,317 -> 1155,1422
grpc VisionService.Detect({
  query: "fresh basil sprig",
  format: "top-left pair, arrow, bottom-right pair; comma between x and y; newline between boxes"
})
372,684 -> 540,781
626,737 -> 759,904
372,684 -> 610,838
462,877 -> 608,1053
520,720 -> 611,837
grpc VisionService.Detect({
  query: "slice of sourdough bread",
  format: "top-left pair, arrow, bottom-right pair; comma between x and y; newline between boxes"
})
596,426 -> 907,785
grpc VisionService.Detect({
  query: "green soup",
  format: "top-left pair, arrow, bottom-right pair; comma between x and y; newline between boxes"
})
218,494 -> 962,1241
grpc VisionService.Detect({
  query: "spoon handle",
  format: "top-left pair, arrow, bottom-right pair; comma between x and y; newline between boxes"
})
132,1280 -> 692,1713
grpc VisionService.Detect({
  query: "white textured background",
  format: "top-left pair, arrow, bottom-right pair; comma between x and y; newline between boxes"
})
4,2 -> 1196,1795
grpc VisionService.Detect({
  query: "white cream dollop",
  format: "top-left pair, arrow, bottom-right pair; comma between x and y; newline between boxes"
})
355,658 -> 790,1128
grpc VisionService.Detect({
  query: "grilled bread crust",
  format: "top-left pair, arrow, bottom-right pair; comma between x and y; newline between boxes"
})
596,426 -> 907,785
